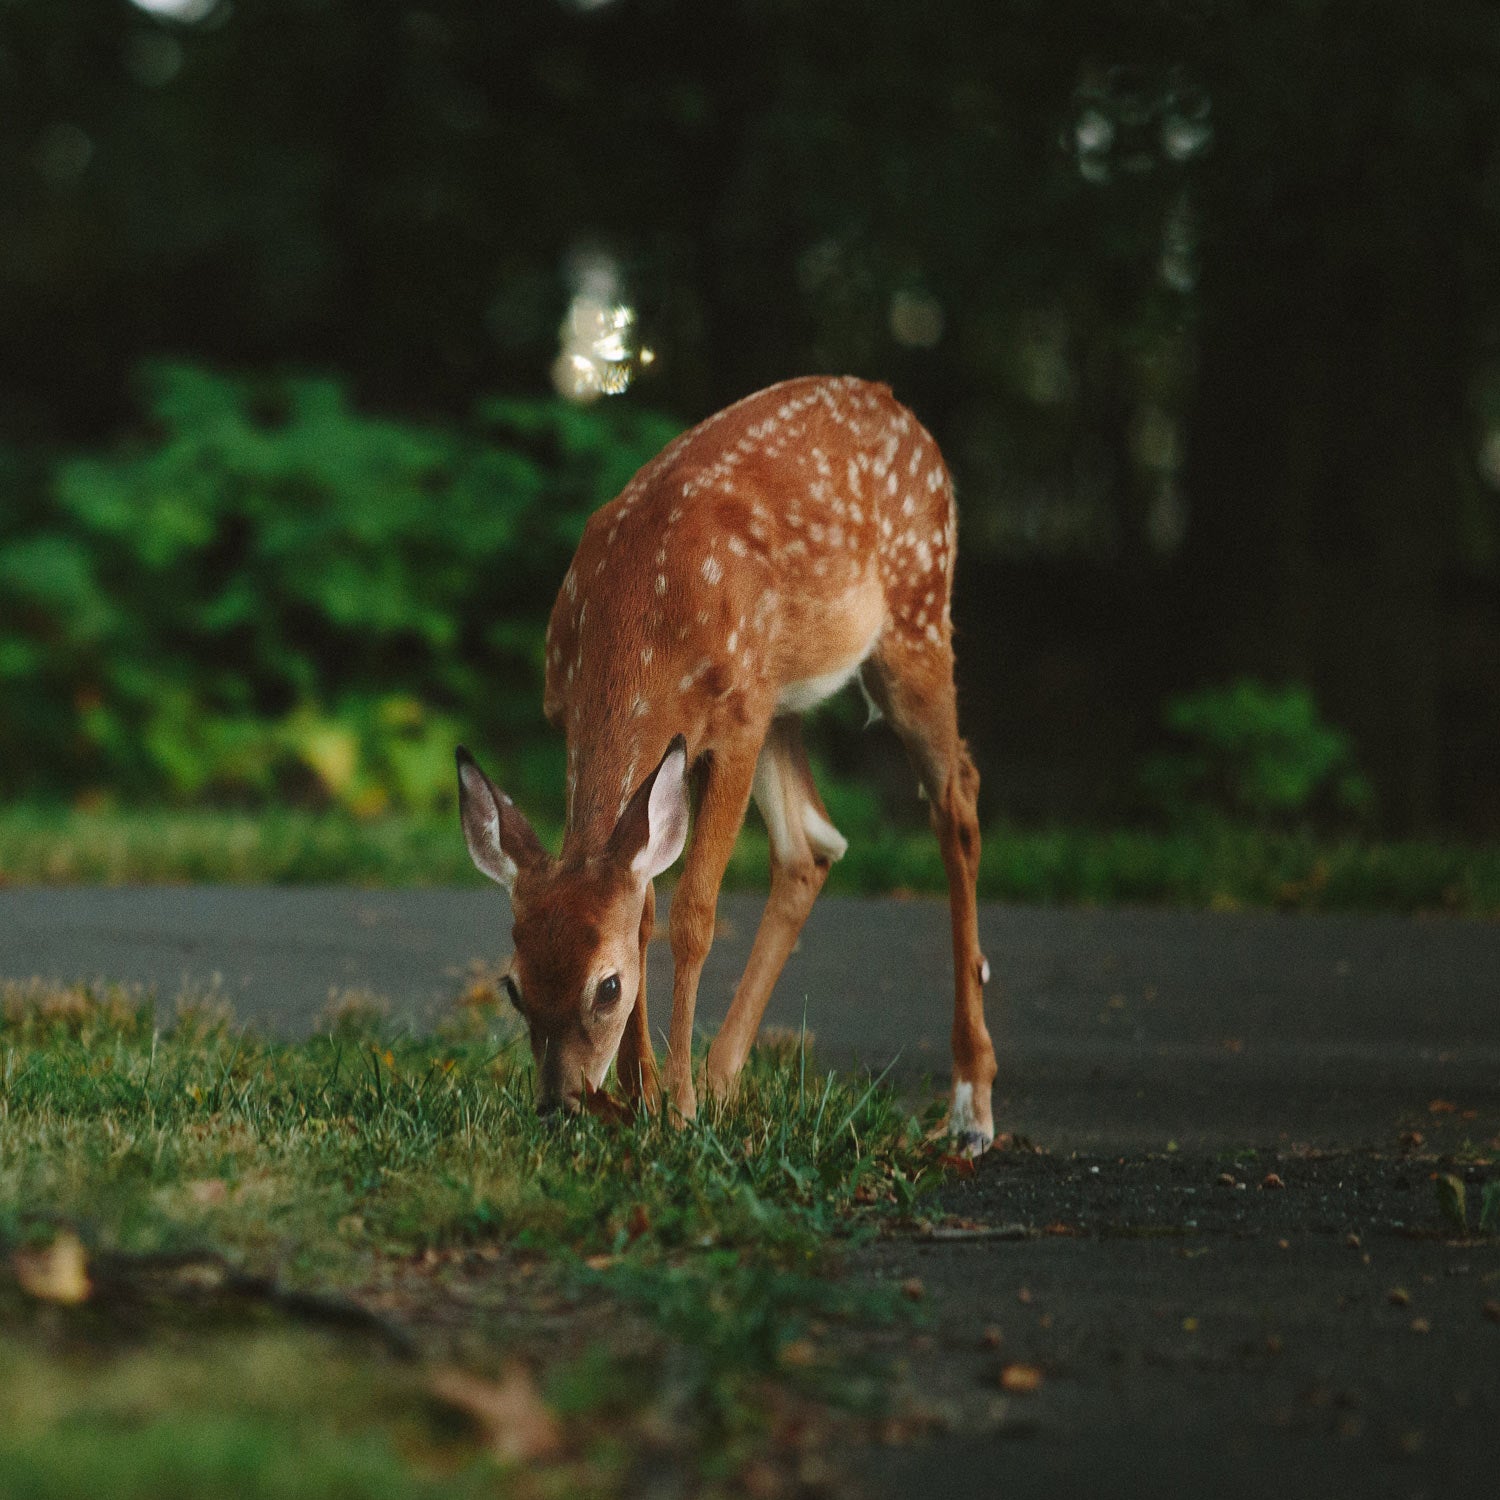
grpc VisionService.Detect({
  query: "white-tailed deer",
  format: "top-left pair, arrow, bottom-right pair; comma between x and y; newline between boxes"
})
457,375 -> 996,1153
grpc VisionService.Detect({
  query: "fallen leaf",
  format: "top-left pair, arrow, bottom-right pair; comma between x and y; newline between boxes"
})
999,1363 -> 1044,1394
188,1179 -> 228,1206
1428,1099 -> 1458,1115
428,1363 -> 561,1463
1261,1172 -> 1285,1190
1387,1287 -> 1410,1307
900,1277 -> 925,1302
980,1325 -> 1003,1349
12,1232 -> 91,1305
779,1339 -> 817,1368
624,1203 -> 651,1242
1409,1318 -> 1431,1334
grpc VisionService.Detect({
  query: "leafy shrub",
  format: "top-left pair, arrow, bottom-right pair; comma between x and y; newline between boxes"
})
0,364 -> 680,813
1140,679 -> 1372,827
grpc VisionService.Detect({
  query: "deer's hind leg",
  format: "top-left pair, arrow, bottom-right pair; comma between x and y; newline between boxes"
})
862,635 -> 996,1156
703,716 -> 845,1102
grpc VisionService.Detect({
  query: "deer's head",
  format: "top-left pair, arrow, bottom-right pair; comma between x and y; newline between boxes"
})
455,738 -> 688,1115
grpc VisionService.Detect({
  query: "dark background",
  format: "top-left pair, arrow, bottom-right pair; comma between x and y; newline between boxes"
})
4,0 -> 1499,835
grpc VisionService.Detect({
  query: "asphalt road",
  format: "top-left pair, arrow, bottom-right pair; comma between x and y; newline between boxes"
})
2,886 -> 1498,1498
2,886 -> 1497,1151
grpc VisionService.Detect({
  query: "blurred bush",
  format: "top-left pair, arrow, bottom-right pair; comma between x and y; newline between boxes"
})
1140,679 -> 1374,827
0,363 -> 680,814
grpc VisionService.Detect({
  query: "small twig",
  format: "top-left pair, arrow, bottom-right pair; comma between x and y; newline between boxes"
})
919,1223 -> 1039,1242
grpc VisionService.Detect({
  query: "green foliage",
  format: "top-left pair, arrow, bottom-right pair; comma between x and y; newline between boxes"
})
0,364 -> 680,813
1141,680 -> 1374,828
4,805 -> 1497,915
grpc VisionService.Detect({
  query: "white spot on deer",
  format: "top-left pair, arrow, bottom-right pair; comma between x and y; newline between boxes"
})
563,568 -> 577,600
907,447 -> 923,478
813,558 -> 828,577
925,623 -> 942,645
846,459 -> 863,498
632,697 -> 649,718
916,540 -> 933,571
702,555 -> 724,586
641,646 -> 653,666
880,517 -> 893,538
916,610 -> 927,627
785,538 -> 808,558
901,495 -> 916,518
827,523 -> 844,548
885,470 -> 899,496
727,629 -> 739,654
812,447 -> 832,478
656,547 -> 668,566
727,534 -> 748,558
927,467 -> 944,492
807,522 -> 825,544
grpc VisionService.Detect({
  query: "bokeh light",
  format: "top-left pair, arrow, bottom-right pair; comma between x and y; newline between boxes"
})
128,0 -> 222,21
889,288 -> 945,349
551,249 -> 653,401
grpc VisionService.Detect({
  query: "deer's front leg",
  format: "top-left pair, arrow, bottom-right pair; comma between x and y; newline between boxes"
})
616,879 -> 661,1110
664,747 -> 758,1121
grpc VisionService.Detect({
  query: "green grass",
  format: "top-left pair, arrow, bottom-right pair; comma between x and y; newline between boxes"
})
1,804 -> 1497,915
0,982 -> 935,1497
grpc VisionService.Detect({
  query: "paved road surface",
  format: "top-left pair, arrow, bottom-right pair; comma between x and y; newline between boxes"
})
2,886 -> 1496,1150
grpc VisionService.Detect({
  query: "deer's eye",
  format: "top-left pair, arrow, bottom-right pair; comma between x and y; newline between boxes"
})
502,974 -> 523,1013
594,973 -> 622,1010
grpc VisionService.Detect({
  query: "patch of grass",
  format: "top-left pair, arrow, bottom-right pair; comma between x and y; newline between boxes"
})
0,1334 -> 506,1500
0,982 -> 934,1494
2,805 -> 1498,914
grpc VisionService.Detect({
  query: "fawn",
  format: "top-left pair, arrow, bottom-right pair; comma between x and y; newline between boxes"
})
456,375 -> 996,1154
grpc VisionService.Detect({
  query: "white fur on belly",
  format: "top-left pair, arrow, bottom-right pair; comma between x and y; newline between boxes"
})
777,659 -> 865,715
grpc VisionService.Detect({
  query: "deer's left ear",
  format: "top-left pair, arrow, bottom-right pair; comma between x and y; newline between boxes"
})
609,735 -> 690,880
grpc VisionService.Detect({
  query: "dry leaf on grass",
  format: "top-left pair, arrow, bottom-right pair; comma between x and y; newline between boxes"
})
999,1363 -> 1044,1394
428,1363 -> 561,1463
12,1232 -> 92,1305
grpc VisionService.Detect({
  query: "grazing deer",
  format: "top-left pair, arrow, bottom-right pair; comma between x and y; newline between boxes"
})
457,376 -> 996,1154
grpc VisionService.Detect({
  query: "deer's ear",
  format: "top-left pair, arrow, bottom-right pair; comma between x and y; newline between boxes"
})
456,747 -> 549,890
610,736 -> 690,881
